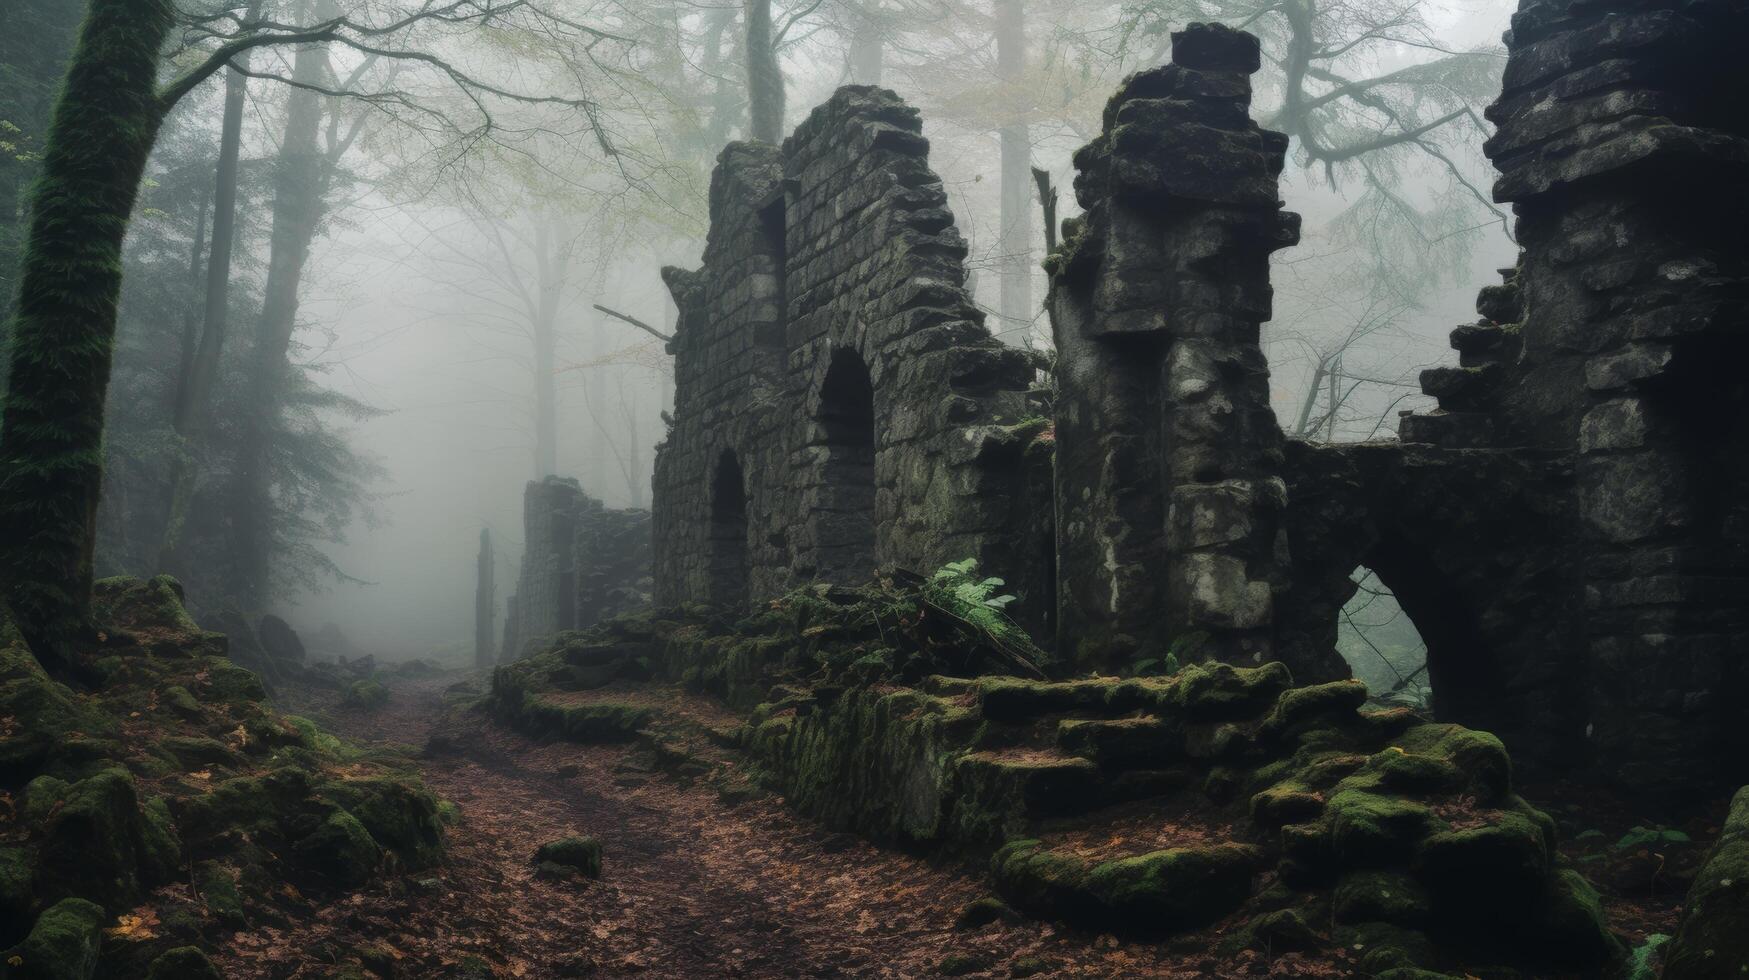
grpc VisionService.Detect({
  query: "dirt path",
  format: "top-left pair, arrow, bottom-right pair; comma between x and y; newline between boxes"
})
213,672 -> 1343,979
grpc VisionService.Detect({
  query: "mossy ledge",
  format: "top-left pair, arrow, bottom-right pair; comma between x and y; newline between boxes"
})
488,597 -> 1625,976
0,576 -> 446,976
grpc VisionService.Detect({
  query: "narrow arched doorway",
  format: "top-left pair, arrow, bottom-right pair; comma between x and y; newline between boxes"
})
1337,566 -> 1430,709
814,347 -> 877,584
708,449 -> 749,608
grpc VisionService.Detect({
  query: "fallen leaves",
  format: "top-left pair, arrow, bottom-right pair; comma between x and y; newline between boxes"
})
106,908 -> 160,941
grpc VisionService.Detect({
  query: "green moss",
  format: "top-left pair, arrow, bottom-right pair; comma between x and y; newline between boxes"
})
1249,781 -> 1325,829
137,796 -> 181,882
1332,870 -> 1430,927
1163,661 -> 1293,721
1665,785 -> 1749,979
991,839 -> 1262,934
342,678 -> 389,710
1415,810 -> 1549,903
1,846 -> 34,935
938,952 -> 993,976
1009,956 -> 1052,978
158,735 -> 245,771
1325,787 -> 1434,865
0,628 -> 114,779
1259,680 -> 1368,738
1394,724 -> 1511,801
22,775 -> 70,824
533,836 -> 601,877
157,685 -> 201,719
13,897 -> 105,980
955,896 -> 1018,929
294,809 -> 380,887
1238,907 -> 1323,952
324,776 -> 445,870
1532,868 -> 1621,967
196,861 -> 247,929
1362,748 -> 1462,795
37,769 -> 163,911
145,947 -> 224,980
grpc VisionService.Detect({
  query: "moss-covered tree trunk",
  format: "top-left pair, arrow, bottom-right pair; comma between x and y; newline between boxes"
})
0,0 -> 176,654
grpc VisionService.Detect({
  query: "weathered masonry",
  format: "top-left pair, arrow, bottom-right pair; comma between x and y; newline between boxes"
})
649,7 -> 1749,799
499,477 -> 653,661
652,91 -> 1054,635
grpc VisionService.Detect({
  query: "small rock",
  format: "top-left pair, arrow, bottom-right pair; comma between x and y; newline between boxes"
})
954,897 -> 1019,930
534,836 -> 602,877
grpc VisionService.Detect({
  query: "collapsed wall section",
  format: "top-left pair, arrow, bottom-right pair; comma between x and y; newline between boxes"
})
500,476 -> 653,660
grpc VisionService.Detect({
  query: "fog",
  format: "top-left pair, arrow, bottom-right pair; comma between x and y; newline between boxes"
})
47,0 -> 1520,660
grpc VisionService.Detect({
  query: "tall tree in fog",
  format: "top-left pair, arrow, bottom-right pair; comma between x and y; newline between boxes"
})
994,0 -> 1032,342
157,0 -> 263,573
0,0 -> 84,341
230,0 -> 380,607
746,0 -> 785,143
0,0 -> 630,652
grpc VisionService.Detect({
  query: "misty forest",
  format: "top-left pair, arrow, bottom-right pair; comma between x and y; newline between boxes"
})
1,0 -> 1746,976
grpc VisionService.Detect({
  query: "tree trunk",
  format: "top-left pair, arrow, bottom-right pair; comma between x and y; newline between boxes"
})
849,5 -> 884,85
158,1 -> 262,574
532,218 -> 561,479
746,0 -> 784,143
176,179 -> 212,415
475,527 -> 495,667
995,0 -> 1032,344
0,0 -> 177,654
0,0 -> 84,337
230,5 -> 332,606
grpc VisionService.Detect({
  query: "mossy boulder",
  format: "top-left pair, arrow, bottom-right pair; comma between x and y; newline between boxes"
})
36,770 -> 178,912
1333,870 -> 1430,927
145,947 -> 224,980
1665,785 -> 1749,979
992,839 -> 1264,934
325,776 -> 446,870
342,678 -> 389,710
8,897 -> 105,980
533,836 -> 601,877
294,810 -> 381,887
0,623 -> 114,780
1325,787 -> 1434,866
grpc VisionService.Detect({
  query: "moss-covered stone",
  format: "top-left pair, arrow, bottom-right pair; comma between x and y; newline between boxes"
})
992,839 -> 1263,934
1164,661 -> 1293,721
196,861 -> 247,929
1259,680 -> 1369,738
1394,724 -> 1511,801
341,678 -> 389,710
1325,788 -> 1434,866
1415,810 -> 1549,904
36,770 -> 167,912
1250,781 -> 1326,829
1332,870 -> 1431,927
145,947 -> 224,980
1665,785 -> 1749,979
1008,956 -> 1052,978
937,952 -> 994,976
533,836 -> 601,878
12,897 -> 105,980
1056,716 -> 1179,767
1,846 -> 34,939
325,776 -> 446,870
294,810 -> 380,887
954,896 -> 1018,929
0,625 -> 114,780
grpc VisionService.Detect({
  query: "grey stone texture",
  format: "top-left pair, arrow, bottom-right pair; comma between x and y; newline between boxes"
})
647,11 -> 1748,798
652,87 -> 1054,634
500,477 -> 652,661
1296,0 -> 1749,795
1046,23 -> 1300,670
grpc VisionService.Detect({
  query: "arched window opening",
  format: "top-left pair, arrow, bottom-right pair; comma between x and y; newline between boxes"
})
815,347 -> 877,584
1338,566 -> 1430,709
708,450 -> 749,608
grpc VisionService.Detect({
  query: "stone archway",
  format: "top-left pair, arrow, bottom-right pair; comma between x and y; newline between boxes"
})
813,347 -> 877,584
708,449 -> 749,608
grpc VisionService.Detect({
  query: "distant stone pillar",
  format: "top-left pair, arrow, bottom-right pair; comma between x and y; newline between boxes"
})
1047,23 -> 1299,671
1484,0 -> 1749,795
474,527 -> 495,668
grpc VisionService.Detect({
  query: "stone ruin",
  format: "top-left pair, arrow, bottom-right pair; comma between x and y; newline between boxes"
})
499,476 -> 653,660
641,2 -> 1748,801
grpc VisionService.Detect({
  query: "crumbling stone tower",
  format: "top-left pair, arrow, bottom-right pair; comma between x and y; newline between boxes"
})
1461,0 -> 1749,793
1047,24 -> 1300,670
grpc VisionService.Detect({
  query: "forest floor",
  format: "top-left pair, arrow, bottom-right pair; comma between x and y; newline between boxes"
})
207,668 -> 1703,980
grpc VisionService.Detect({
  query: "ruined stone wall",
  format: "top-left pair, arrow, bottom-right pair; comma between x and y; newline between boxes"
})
653,88 -> 1052,630
500,477 -> 653,660
1282,0 -> 1749,793
1046,25 -> 1304,673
